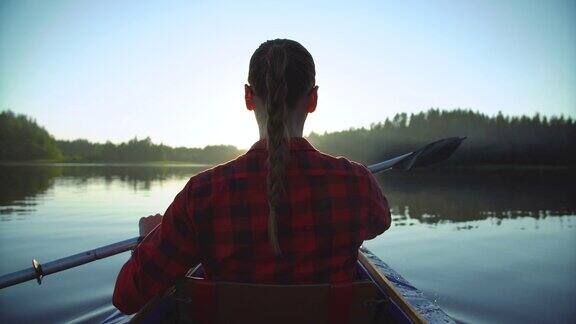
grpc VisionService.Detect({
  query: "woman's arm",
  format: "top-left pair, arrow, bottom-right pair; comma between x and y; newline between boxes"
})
112,182 -> 200,314
364,171 -> 392,240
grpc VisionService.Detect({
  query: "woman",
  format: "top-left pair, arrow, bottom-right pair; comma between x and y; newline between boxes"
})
113,39 -> 391,314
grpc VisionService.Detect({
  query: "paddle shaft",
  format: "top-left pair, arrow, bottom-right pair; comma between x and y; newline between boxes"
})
0,137 -> 464,289
0,237 -> 140,289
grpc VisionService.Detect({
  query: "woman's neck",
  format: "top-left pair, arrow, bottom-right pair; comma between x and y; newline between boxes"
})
258,122 -> 304,140
257,114 -> 305,139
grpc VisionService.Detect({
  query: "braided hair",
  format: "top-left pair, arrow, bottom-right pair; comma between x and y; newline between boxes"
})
247,39 -> 316,256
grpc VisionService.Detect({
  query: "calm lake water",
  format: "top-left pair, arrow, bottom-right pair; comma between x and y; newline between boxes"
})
0,164 -> 574,323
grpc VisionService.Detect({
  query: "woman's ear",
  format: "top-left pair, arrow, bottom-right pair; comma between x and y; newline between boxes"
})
307,86 -> 318,113
245,84 -> 256,111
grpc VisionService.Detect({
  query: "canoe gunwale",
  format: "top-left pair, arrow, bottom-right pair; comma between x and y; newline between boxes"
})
359,247 -> 455,323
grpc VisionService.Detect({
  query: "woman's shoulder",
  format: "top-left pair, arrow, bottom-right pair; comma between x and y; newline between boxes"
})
185,153 -> 252,190
311,150 -> 372,177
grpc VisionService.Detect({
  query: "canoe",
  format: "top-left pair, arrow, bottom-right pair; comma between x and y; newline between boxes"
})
102,247 -> 453,324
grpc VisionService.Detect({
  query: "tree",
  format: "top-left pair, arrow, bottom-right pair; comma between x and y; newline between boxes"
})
0,111 -> 62,160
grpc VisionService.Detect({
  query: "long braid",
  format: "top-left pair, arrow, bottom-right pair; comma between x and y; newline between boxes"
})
265,44 -> 289,255
247,39 -> 316,256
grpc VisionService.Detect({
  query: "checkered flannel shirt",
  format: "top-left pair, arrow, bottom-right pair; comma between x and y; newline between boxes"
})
113,138 -> 391,314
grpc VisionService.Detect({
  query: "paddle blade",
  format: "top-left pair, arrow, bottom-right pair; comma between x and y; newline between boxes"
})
393,136 -> 466,170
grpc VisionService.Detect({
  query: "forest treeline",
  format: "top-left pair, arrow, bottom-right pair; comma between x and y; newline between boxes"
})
57,138 -> 243,164
308,109 -> 575,166
0,110 -> 243,163
1,109 -> 574,166
0,111 -> 62,160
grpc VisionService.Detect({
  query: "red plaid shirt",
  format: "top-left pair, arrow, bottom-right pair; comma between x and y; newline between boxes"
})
113,138 -> 391,314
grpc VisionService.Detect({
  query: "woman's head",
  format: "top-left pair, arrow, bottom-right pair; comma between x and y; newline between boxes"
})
246,39 -> 316,113
245,39 -> 317,256
246,39 -> 317,135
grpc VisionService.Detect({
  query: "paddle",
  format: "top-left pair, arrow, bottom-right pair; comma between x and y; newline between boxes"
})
0,136 -> 465,289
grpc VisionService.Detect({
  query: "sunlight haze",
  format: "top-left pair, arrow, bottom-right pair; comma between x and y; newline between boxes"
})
1,0 -> 575,148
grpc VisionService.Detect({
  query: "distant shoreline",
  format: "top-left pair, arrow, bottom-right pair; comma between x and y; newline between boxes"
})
0,161 -> 573,171
0,160 -> 213,167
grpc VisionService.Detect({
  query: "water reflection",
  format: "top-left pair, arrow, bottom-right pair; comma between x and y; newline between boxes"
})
0,166 -> 61,216
1,165 -> 574,225
0,164 -> 207,219
55,164 -> 207,191
377,168 -> 576,226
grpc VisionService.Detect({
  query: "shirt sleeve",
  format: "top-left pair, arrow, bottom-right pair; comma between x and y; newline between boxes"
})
364,171 -> 392,240
112,181 -> 200,314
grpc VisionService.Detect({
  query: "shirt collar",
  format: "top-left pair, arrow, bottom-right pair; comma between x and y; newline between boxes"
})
248,137 -> 318,152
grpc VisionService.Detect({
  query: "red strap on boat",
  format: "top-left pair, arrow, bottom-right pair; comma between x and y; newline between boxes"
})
190,280 -> 217,324
328,283 -> 353,324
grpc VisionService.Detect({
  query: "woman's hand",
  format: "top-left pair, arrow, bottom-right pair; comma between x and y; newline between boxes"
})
139,213 -> 163,237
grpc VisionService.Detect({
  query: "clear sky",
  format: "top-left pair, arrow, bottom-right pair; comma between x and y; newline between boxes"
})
1,0 -> 575,148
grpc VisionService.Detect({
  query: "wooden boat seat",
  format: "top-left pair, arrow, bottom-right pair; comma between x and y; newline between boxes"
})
132,278 -> 390,324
